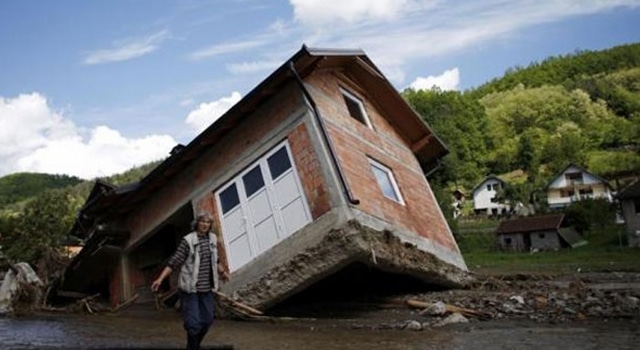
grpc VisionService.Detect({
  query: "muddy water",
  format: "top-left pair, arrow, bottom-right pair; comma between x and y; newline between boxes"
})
1,313 -> 638,350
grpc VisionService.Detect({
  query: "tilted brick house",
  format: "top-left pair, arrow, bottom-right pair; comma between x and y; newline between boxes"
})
59,46 -> 469,310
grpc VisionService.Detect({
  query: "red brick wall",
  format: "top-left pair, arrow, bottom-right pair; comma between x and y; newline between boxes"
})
288,123 -> 331,219
306,72 -> 456,250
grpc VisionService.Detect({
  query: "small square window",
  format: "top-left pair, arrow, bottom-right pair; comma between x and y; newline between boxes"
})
369,159 -> 403,204
267,146 -> 292,180
219,183 -> 240,214
242,165 -> 265,197
340,88 -> 372,128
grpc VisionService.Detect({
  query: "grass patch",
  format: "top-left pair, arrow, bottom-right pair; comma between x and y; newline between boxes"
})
457,223 -> 640,275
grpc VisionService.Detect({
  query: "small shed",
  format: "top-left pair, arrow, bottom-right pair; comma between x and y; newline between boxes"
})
617,179 -> 640,247
496,214 -> 586,252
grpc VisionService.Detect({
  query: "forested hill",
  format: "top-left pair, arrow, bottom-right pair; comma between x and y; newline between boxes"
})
0,161 -> 161,211
0,173 -> 82,208
471,43 -> 640,102
402,42 -> 640,205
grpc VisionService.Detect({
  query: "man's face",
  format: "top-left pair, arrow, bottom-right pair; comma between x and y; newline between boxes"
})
197,218 -> 212,233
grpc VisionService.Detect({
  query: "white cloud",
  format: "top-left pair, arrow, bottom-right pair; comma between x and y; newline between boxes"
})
290,0 -> 422,26
409,68 -> 460,91
227,60 -> 281,74
185,92 -> 242,134
0,93 -> 176,179
189,40 -> 265,61
287,0 -> 640,85
83,29 -> 170,65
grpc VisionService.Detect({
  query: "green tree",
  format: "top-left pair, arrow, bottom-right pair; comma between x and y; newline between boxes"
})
563,198 -> 617,234
0,189 -> 76,266
403,88 -> 488,187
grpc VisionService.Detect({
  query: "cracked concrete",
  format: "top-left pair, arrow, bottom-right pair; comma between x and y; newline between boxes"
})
229,219 -> 472,310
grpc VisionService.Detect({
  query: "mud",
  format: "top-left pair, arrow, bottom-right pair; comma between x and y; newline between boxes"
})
1,272 -> 638,349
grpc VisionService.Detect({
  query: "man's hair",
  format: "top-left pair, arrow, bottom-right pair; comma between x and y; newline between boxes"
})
190,211 -> 214,231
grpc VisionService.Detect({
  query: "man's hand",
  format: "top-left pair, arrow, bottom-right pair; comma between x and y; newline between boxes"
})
151,278 -> 162,293
218,265 -> 230,282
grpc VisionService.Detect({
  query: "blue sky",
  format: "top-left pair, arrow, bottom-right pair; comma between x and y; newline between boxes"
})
1,0 -> 639,179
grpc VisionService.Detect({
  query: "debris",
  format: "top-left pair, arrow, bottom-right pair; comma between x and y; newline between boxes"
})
214,290 -> 263,316
112,294 -> 139,313
432,313 -> 469,327
403,320 -> 422,331
405,299 -> 490,319
0,262 -> 43,315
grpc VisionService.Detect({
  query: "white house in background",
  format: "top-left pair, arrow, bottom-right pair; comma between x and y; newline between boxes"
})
545,163 -> 613,210
472,175 -> 509,216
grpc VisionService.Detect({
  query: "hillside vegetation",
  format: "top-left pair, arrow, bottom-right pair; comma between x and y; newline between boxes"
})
0,161 -> 161,269
403,42 -> 640,211
0,173 -> 82,209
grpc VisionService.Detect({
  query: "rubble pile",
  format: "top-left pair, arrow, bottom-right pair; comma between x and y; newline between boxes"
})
380,272 -> 640,331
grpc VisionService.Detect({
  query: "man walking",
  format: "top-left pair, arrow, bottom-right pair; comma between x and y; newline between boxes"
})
151,212 -> 228,350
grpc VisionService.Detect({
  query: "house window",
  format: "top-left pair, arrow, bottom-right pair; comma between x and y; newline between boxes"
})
561,189 -> 575,198
490,197 -> 498,203
539,233 -> 546,239
579,188 -> 594,199
634,198 -> 640,215
341,88 -> 372,128
219,184 -> 240,214
215,141 -> 312,272
505,238 -> 512,245
487,183 -> 501,191
566,172 -> 583,184
369,158 -> 404,204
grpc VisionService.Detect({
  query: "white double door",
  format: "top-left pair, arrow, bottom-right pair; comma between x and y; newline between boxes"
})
216,141 -> 311,272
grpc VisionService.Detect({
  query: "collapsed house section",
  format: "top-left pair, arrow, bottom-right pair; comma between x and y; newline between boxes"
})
57,46 -> 470,312
228,218 -> 470,310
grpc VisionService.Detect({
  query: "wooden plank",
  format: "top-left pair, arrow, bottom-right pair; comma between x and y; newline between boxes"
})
213,290 -> 263,316
56,290 -> 91,299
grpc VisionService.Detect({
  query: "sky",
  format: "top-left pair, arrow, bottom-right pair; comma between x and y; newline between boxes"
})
1,1 -> 639,180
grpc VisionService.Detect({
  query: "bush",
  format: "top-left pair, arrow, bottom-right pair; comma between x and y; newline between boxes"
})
562,198 -> 617,234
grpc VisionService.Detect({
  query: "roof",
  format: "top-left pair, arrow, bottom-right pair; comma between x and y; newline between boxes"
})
73,45 -> 448,226
496,214 -> 565,235
471,175 -> 505,195
544,163 -> 611,190
557,227 -> 588,248
617,179 -> 640,200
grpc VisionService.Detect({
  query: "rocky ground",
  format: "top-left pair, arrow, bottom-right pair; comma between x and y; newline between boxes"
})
263,271 -> 640,331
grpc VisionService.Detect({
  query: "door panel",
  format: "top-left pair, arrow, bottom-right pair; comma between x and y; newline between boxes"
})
223,207 -> 246,242
273,171 -> 298,207
254,216 -> 279,252
217,141 -> 312,272
281,198 -> 308,237
228,234 -> 252,270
